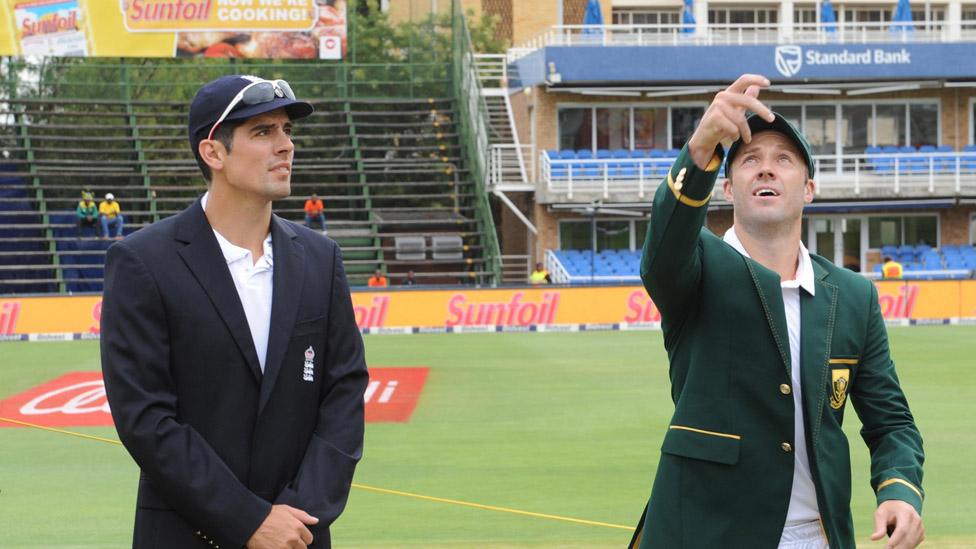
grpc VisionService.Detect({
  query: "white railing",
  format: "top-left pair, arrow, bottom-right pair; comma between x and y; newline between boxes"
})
511,21 -> 972,60
541,153 -> 678,199
489,144 -> 533,188
544,249 -> 571,284
540,151 -> 976,199
473,53 -> 507,88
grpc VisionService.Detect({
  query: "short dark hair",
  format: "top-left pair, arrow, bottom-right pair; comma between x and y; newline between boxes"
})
193,119 -> 243,183
884,256 -> 893,262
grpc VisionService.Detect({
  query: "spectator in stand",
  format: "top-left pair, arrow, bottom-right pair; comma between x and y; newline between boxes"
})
529,262 -> 552,284
77,191 -> 99,236
304,192 -> 327,232
367,269 -> 388,288
402,270 -> 417,286
882,256 -> 904,279
99,192 -> 125,239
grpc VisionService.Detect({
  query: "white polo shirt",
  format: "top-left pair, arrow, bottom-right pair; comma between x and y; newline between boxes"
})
723,227 -> 821,526
201,192 -> 273,373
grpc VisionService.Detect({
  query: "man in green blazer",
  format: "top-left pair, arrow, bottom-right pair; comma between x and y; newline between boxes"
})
631,74 -> 924,548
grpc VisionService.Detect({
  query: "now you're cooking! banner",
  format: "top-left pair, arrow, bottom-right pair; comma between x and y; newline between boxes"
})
0,0 -> 347,58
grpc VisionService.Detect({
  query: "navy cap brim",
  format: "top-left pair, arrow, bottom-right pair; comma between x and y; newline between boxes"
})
725,112 -> 815,179
221,96 -> 314,126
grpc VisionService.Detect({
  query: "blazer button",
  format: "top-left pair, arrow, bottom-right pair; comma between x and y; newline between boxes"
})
781,442 -> 793,453
780,384 -> 792,395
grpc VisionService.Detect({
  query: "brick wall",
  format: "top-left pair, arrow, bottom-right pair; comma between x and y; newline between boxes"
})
941,204 -> 976,245
482,0 -> 513,44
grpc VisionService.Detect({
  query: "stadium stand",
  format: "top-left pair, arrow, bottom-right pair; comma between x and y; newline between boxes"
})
0,95 -> 495,292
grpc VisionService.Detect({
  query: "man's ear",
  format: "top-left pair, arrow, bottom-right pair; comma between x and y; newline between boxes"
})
198,139 -> 225,173
804,178 -> 816,204
722,178 -> 734,203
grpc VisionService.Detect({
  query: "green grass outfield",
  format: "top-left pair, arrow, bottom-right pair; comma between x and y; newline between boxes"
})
1,327 -> 974,548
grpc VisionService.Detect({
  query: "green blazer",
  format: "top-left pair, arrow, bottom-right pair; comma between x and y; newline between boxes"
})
631,145 -> 924,549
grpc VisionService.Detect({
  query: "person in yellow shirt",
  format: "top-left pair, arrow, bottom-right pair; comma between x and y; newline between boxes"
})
99,192 -> 125,239
529,262 -> 551,284
882,256 -> 904,279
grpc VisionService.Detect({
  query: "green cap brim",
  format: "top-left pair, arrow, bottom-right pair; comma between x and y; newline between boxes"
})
725,112 -> 815,179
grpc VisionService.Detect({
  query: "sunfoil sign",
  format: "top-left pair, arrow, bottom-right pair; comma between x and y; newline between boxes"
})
508,43 -> 976,87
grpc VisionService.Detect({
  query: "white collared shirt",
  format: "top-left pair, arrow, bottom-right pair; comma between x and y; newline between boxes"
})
723,227 -> 820,526
201,192 -> 273,373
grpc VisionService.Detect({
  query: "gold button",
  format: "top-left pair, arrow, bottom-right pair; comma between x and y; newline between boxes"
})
781,442 -> 793,453
780,384 -> 792,395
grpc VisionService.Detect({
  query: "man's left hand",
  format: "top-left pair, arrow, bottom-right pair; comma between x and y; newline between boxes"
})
870,500 -> 924,548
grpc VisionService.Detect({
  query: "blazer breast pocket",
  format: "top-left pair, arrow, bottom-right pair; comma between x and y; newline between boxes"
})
291,315 -> 325,338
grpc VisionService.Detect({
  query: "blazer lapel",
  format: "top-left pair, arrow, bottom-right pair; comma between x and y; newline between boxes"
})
258,215 -> 305,415
744,259 -> 792,376
800,260 -> 837,448
175,200 -> 262,382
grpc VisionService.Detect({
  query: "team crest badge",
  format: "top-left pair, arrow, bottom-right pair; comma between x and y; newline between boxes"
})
303,346 -> 315,382
829,368 -> 850,409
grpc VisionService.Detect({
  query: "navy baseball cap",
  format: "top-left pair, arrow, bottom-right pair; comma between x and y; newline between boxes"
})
188,75 -> 314,155
725,112 -> 815,179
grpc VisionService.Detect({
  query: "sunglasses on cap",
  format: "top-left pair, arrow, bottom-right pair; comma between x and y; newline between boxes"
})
206,79 -> 296,141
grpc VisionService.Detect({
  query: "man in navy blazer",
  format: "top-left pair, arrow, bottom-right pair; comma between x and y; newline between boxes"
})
101,75 -> 368,548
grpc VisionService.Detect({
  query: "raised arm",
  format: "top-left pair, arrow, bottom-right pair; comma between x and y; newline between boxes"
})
640,75 -> 774,326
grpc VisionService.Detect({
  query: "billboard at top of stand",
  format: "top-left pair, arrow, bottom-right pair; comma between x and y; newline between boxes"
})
0,0 -> 347,59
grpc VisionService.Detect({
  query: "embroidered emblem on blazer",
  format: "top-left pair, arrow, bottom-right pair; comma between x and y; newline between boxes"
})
303,346 -> 315,382
830,368 -> 850,409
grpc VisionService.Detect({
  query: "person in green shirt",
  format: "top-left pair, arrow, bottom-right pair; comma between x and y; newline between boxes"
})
76,191 -> 98,236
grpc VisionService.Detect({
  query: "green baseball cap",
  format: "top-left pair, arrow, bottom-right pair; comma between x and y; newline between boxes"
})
725,112 -> 815,179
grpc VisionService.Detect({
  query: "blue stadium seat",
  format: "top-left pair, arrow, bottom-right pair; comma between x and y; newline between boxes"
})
612,149 -> 631,159
596,149 -> 612,159
935,145 -> 954,172
962,145 -> 976,172
558,150 -> 577,159
576,149 -> 594,159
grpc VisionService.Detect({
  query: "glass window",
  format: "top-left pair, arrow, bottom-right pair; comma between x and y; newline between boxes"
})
869,216 -> 902,248
596,108 -> 631,151
558,108 -> 593,152
841,105 -> 872,154
596,220 -> 631,251
636,219 -> 648,249
875,105 -> 905,147
671,107 -> 704,149
634,108 -> 668,151
774,105 -> 802,128
559,221 -> 592,250
795,7 -> 816,24
804,105 -> 837,155
909,103 -> 938,147
904,216 -> 937,246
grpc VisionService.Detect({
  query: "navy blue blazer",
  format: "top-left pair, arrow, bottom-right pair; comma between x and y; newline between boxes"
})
101,199 -> 368,548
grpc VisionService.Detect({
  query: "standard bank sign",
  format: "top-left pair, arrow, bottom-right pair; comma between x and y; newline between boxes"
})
774,44 -> 912,77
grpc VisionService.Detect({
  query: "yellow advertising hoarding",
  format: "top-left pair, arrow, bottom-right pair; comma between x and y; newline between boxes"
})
2,281 -> 975,337
0,0 -> 346,58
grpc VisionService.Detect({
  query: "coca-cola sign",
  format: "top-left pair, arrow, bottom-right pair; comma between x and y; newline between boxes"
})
0,372 -> 112,427
1,369 -> 429,428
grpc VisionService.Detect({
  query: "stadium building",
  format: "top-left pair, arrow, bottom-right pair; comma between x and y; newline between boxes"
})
1,0 -> 975,293
470,0 -> 976,283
